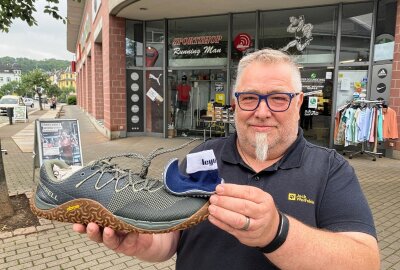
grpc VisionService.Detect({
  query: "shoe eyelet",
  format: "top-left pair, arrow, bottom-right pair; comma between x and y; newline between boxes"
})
81,172 -> 85,176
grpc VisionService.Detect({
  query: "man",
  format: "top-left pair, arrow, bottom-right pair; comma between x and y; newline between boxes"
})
73,48 -> 380,269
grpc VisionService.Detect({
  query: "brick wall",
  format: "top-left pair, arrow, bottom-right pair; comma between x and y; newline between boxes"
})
91,43 -> 104,120
85,56 -> 92,114
390,1 -> 400,152
102,12 -> 127,135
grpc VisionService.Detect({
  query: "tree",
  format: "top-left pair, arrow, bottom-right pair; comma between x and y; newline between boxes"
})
47,84 -> 61,98
0,0 -> 65,33
21,69 -> 51,110
0,80 -> 23,97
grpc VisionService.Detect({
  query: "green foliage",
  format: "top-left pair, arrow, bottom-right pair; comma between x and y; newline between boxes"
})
46,84 -> 61,98
0,0 -> 67,33
0,80 -> 23,97
67,95 -> 77,105
58,86 -> 75,103
0,57 -> 69,73
20,69 -> 51,94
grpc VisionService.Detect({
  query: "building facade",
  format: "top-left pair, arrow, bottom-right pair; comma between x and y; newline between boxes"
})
67,0 -> 400,158
0,64 -> 21,88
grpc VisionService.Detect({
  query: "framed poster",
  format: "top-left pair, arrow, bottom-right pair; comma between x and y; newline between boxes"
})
34,119 -> 83,166
14,106 -> 27,122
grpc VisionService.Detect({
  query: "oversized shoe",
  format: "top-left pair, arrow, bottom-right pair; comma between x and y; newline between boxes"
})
30,157 -> 209,234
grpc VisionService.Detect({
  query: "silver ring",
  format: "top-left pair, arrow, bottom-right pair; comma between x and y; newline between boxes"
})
241,216 -> 251,231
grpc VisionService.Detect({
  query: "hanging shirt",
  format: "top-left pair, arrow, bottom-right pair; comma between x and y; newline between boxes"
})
369,108 -> 376,143
177,84 -> 191,102
361,107 -> 371,142
345,108 -> 355,146
383,107 -> 399,139
377,108 -> 384,142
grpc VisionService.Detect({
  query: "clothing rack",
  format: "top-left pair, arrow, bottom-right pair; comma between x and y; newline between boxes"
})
342,99 -> 384,161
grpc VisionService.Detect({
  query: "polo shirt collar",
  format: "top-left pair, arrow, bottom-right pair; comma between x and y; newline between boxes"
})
221,128 -> 305,170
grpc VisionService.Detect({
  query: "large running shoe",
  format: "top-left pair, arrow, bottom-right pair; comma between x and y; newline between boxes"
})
30,140 -> 209,234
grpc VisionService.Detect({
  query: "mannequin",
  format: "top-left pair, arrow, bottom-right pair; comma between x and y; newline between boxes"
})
176,75 -> 191,130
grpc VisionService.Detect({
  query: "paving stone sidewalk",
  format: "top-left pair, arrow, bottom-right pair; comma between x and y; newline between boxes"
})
0,105 -> 399,269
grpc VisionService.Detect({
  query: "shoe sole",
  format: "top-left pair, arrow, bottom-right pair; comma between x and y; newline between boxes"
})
30,196 -> 209,234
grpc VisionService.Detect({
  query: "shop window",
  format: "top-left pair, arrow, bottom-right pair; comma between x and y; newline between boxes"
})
374,0 -> 396,62
145,20 -> 164,68
335,66 -> 369,110
260,5 -> 338,65
168,15 -> 228,67
126,20 -> 144,68
339,2 -> 373,64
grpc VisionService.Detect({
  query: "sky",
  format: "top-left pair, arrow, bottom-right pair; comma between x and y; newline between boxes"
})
0,0 -> 74,61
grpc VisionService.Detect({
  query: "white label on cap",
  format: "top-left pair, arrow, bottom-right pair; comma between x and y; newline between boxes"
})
186,150 -> 218,174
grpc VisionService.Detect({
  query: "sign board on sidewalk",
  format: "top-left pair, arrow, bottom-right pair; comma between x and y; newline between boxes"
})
13,106 -> 27,123
33,119 -> 83,168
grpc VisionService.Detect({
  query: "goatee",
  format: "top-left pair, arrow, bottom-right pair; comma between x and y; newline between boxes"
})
255,133 -> 268,161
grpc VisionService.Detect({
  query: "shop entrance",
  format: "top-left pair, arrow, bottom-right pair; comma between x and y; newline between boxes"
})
168,69 -> 227,137
300,67 -> 334,147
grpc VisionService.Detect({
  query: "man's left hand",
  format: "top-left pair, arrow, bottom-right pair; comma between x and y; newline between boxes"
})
208,183 -> 280,248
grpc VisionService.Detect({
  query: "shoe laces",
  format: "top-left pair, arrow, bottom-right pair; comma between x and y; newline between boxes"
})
75,138 -> 199,193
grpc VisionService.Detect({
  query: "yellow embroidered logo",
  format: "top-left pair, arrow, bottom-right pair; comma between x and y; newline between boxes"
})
66,205 -> 80,212
287,193 -> 315,205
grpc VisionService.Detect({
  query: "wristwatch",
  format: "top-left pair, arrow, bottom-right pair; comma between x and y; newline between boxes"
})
257,211 -> 289,254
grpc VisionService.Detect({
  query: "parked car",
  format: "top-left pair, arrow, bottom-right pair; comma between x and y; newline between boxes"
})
23,98 -> 34,108
0,95 -> 25,115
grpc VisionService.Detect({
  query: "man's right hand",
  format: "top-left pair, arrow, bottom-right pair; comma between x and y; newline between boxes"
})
72,223 -> 180,262
73,223 -> 154,257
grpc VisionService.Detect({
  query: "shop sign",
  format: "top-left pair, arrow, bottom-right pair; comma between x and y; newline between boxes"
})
377,68 -> 387,79
233,33 -> 252,52
376,83 -> 386,93
301,71 -> 326,93
170,35 -> 226,59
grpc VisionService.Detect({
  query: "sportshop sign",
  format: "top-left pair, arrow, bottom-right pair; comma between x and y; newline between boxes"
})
170,35 -> 227,59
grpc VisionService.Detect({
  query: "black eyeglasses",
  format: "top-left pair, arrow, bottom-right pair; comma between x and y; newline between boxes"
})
234,92 -> 300,112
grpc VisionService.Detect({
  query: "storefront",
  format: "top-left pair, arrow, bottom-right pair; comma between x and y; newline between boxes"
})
68,0 -> 400,157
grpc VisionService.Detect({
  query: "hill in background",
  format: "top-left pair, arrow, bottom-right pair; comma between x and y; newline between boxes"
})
0,56 -> 70,73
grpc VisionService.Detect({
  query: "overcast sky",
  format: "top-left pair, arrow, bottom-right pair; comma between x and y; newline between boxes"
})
0,0 -> 74,61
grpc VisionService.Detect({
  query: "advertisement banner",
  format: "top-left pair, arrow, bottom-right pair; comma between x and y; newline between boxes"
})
35,119 -> 83,166
13,106 -> 27,122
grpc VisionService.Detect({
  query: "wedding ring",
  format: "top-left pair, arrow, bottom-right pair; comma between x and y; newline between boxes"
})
241,216 -> 251,231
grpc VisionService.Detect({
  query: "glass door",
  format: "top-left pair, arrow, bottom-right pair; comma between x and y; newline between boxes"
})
300,67 -> 334,147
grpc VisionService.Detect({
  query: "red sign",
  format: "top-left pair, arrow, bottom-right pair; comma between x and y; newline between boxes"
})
234,33 -> 252,52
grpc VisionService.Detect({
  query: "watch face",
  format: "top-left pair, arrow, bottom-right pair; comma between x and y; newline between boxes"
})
131,115 -> 140,123
131,83 -> 139,91
131,72 -> 139,81
131,94 -> 139,102
131,105 -> 139,113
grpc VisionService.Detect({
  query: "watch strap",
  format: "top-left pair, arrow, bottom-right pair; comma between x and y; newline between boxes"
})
257,211 -> 289,254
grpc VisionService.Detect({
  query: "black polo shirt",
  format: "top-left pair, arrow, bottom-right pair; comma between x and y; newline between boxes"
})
176,129 -> 376,270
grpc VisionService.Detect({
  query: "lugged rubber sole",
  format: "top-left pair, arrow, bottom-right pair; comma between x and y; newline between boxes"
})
30,196 -> 209,234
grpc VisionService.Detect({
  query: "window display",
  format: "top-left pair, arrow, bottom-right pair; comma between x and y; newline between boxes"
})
168,69 -> 227,137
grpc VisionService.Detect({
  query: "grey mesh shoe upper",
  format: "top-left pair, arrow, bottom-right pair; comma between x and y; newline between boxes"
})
36,139 -> 208,224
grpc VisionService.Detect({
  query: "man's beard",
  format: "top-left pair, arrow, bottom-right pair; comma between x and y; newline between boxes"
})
255,132 -> 268,161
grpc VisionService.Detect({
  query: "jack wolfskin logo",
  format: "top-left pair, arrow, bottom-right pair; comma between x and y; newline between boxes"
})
288,193 -> 315,205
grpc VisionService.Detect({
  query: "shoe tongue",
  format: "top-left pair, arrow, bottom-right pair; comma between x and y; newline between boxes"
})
186,150 -> 218,174
53,164 -> 82,181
